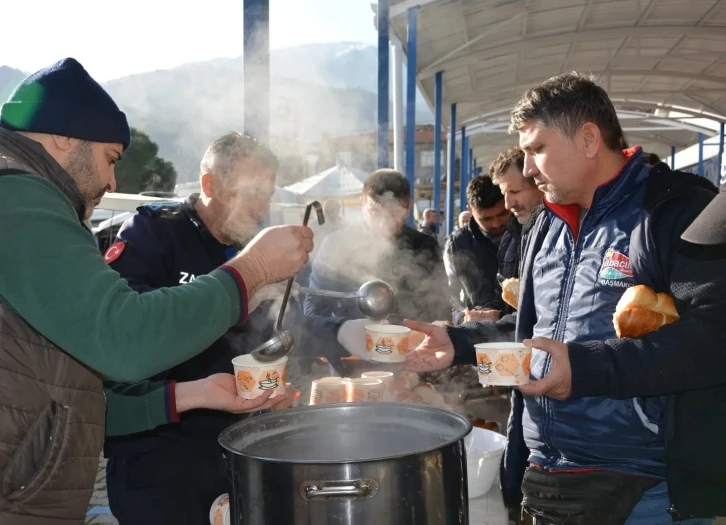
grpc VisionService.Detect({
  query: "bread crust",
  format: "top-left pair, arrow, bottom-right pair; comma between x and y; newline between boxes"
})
501,277 -> 520,310
613,285 -> 679,338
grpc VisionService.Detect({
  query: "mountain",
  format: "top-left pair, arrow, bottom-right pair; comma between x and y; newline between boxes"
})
104,62 -> 381,180
1,43 -> 434,182
0,66 -> 26,102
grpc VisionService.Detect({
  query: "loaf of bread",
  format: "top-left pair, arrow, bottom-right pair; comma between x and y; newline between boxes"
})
412,384 -> 448,408
395,371 -> 421,392
613,285 -> 679,338
395,390 -> 424,404
501,278 -> 520,310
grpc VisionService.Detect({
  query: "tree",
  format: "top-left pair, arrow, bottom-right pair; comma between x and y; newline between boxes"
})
114,128 -> 177,194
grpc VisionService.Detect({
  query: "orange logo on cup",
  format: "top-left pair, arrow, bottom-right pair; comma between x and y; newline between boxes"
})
522,353 -> 532,376
258,371 -> 280,391
397,336 -> 409,355
374,336 -> 395,354
495,355 -> 518,376
477,354 -> 492,375
236,370 -> 255,392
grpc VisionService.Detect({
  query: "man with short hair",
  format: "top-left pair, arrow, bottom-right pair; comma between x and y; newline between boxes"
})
445,175 -> 511,324
0,58 -> 312,523
419,207 -> 438,239
305,169 -> 449,374
405,72 -> 725,523
104,132 -> 370,524
489,145 -> 544,291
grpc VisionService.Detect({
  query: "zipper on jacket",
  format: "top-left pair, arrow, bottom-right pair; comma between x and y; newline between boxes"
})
540,214 -> 587,458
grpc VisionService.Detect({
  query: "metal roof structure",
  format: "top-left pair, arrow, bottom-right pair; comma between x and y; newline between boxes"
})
387,0 -> 726,164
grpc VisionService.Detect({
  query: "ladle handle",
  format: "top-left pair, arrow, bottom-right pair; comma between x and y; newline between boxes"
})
275,201 -> 325,332
297,286 -> 357,299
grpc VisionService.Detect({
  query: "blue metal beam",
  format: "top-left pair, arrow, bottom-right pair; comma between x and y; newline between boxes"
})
459,130 -> 468,215
698,133 -> 704,177
718,122 -> 725,185
433,71 -> 443,234
405,6 -> 418,227
243,0 -> 270,144
670,146 -> 676,170
377,0 -> 390,168
470,149 -> 474,178
446,103 -> 457,236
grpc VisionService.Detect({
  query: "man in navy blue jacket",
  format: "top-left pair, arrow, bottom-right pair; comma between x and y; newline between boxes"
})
104,132 -> 372,525
404,73 -> 725,523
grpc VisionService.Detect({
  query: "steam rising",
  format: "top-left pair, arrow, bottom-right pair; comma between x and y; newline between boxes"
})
104,43 -> 379,182
307,197 -> 451,326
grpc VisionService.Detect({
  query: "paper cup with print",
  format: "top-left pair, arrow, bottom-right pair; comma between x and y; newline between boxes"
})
309,377 -> 348,405
209,493 -> 230,525
346,377 -> 384,402
365,324 -> 412,363
474,343 -> 531,386
232,355 -> 287,399
361,371 -> 395,401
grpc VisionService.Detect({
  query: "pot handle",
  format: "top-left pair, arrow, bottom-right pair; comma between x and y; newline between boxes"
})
301,479 -> 379,500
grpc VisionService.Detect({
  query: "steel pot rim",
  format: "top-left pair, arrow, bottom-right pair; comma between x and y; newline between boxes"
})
218,402 -> 473,464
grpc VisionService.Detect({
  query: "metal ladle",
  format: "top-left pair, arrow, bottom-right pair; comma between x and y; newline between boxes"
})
250,201 -> 325,363
297,280 -> 396,320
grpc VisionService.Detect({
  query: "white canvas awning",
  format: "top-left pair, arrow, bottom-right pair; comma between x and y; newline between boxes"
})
284,165 -> 366,198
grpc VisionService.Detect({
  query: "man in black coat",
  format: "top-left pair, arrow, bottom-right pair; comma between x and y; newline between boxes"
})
444,175 -> 511,324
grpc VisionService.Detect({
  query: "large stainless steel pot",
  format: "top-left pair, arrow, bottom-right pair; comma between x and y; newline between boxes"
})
218,402 -> 472,525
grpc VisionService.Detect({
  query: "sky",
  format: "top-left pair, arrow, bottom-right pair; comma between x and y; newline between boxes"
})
1,0 -> 377,81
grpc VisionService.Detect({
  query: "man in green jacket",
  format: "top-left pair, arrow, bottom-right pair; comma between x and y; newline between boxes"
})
0,58 -> 313,524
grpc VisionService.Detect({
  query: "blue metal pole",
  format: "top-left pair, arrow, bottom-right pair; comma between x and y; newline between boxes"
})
698,133 -> 704,178
433,71 -> 443,234
446,104 -> 457,236
377,0 -> 390,168
459,131 -> 468,215
670,146 -> 676,170
243,0 -> 270,144
470,149 -> 474,177
405,6 -> 418,227
718,122 -> 725,184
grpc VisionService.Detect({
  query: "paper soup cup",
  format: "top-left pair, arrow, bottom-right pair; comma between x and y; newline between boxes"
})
232,355 -> 287,399
309,377 -> 348,405
361,371 -> 395,401
209,493 -> 230,525
474,343 -> 531,386
365,324 -> 411,363
346,378 -> 384,402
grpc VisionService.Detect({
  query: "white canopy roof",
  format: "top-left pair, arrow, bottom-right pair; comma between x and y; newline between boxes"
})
388,0 -> 726,163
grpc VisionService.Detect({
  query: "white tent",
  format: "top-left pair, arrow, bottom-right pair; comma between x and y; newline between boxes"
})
284,165 -> 366,198
97,192 -> 169,213
272,185 -> 300,203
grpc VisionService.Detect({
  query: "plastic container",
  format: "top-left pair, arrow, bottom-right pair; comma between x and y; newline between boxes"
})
465,427 -> 507,499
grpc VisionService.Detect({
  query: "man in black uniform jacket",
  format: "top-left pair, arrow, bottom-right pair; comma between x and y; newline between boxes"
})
104,132 -> 371,524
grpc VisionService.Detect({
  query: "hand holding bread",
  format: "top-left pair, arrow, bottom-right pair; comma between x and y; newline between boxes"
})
613,285 -> 679,338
